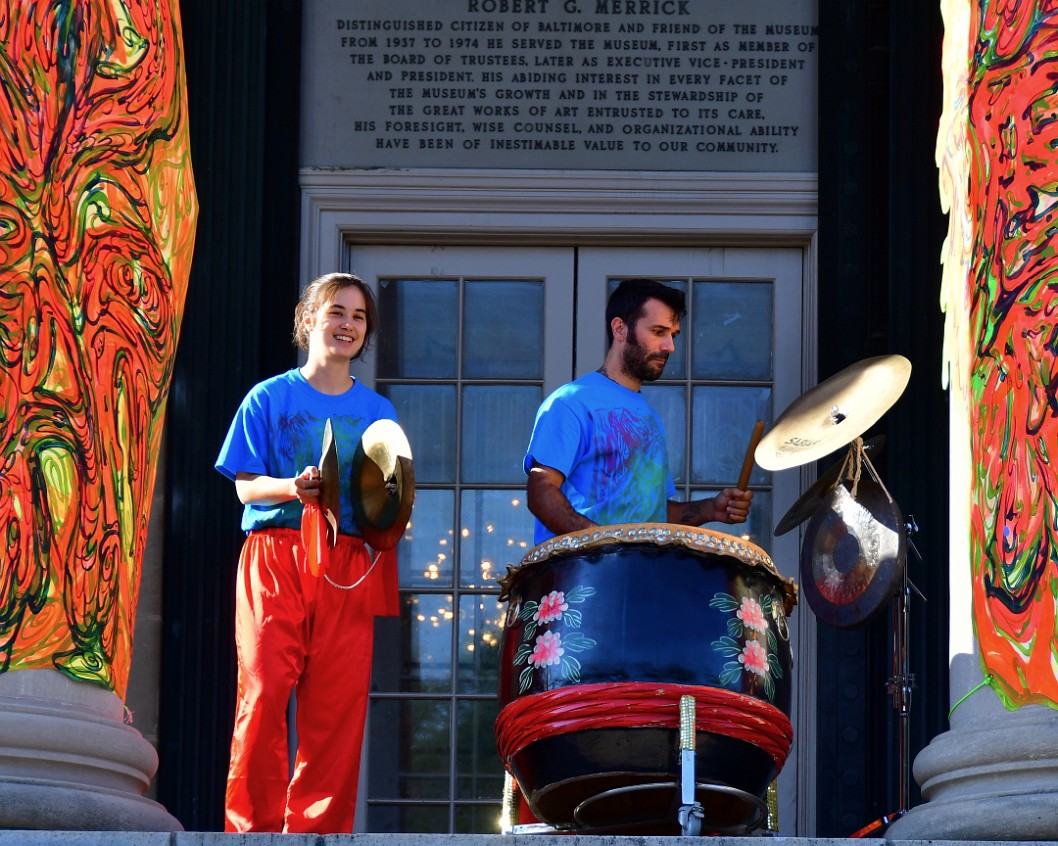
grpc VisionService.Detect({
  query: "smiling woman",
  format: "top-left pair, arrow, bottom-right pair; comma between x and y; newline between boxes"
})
216,271 -> 402,834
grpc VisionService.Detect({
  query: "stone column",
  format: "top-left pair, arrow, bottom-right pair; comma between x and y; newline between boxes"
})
886,378 -> 1058,840
0,670 -> 181,831
885,656 -> 1058,840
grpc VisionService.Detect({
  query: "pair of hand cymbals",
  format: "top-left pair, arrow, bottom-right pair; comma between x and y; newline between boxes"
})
755,355 -> 911,472
352,419 -> 415,551
318,419 -> 340,543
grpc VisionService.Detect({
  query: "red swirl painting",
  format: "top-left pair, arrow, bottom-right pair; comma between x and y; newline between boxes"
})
967,0 -> 1058,708
0,1 -> 196,699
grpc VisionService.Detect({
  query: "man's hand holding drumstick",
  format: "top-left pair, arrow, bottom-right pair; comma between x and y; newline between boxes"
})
665,420 -> 763,526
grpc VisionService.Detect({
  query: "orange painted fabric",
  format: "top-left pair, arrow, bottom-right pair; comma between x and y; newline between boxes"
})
224,528 -> 387,833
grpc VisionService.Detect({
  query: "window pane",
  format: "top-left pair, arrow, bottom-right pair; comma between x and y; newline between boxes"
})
385,592 -> 453,694
690,385 -> 772,486
457,593 -> 506,695
461,386 -> 540,484
456,699 -> 503,800
642,384 -> 686,485
456,803 -> 503,834
367,698 -> 451,800
459,489 -> 535,588
691,280 -> 773,381
378,279 -> 458,378
463,281 -> 544,379
385,384 -> 455,484
400,489 -> 454,588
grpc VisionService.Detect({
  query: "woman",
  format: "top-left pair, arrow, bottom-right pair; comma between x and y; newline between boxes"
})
215,273 -> 397,833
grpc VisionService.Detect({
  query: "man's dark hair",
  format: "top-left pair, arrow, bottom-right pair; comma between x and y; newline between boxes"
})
605,278 -> 687,346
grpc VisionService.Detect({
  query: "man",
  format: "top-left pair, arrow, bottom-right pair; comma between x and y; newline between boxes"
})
524,278 -> 752,543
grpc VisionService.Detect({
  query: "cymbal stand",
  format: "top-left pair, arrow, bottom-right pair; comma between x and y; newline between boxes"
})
851,513 -> 925,838
886,515 -> 924,817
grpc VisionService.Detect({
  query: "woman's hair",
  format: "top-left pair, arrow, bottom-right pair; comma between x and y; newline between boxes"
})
293,272 -> 379,358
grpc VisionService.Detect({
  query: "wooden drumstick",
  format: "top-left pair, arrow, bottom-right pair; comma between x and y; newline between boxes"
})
737,419 -> 767,490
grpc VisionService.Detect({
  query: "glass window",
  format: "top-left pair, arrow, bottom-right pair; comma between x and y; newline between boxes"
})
458,489 -> 534,589
378,279 -> 458,379
455,699 -> 503,799
456,803 -> 504,834
692,280 -> 773,381
371,805 -> 451,834
367,698 -> 452,800
371,272 -> 546,834
385,384 -> 456,484
372,592 -> 453,695
460,385 -> 540,484
463,281 -> 544,379
398,489 -> 454,589
457,593 -> 506,695
691,385 -> 772,487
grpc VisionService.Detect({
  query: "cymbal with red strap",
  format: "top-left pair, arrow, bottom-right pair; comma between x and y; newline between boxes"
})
352,419 -> 415,551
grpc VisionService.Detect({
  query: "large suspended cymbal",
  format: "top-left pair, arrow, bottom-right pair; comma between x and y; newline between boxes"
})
755,355 -> 911,471
799,478 -> 905,628
352,419 -> 415,551
774,435 -> 885,536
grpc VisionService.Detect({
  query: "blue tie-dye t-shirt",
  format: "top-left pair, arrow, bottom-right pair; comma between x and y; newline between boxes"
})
524,371 -> 676,544
216,368 -> 397,535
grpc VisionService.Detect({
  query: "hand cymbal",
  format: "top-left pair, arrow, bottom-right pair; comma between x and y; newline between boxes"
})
774,435 -> 885,536
352,419 -> 416,551
318,418 -> 340,543
755,355 -> 911,471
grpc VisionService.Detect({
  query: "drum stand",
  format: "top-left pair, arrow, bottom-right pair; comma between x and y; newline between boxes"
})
851,514 -> 925,838
503,693 -> 769,837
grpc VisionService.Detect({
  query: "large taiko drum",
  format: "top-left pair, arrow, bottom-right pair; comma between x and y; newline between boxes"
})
495,523 -> 799,834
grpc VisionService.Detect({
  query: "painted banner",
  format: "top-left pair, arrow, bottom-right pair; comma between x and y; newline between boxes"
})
0,1 -> 197,699
944,0 -> 1058,709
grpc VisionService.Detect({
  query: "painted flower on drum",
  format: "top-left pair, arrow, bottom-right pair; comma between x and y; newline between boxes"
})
530,630 -> 564,667
739,640 -> 771,677
535,590 -> 568,625
513,583 -> 597,693
737,596 -> 769,634
710,590 -> 785,702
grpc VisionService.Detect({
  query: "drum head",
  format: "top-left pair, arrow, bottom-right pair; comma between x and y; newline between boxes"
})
799,479 -> 904,628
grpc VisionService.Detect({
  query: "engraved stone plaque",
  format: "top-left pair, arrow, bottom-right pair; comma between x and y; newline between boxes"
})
302,0 -> 817,171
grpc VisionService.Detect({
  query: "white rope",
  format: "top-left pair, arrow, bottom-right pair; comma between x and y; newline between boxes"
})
325,549 -> 383,590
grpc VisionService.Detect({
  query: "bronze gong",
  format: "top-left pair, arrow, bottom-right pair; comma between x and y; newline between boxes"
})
799,478 -> 905,628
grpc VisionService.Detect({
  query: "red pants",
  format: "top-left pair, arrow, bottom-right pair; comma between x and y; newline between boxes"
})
224,528 -> 386,833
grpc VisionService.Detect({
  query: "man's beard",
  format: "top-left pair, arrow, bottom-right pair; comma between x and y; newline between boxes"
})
622,329 -> 669,382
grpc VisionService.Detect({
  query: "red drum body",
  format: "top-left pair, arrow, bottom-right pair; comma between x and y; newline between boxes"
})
495,524 -> 798,834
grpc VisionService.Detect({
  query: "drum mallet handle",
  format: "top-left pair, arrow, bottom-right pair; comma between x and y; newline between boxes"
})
738,420 -> 767,490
